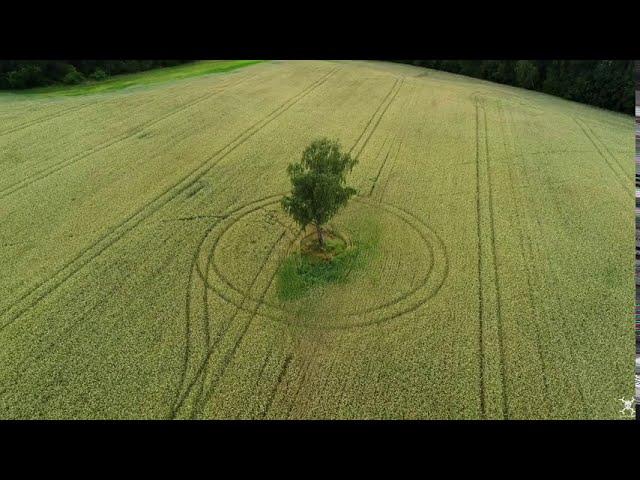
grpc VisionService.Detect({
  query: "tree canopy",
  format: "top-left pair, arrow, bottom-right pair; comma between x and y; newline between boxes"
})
281,138 -> 358,247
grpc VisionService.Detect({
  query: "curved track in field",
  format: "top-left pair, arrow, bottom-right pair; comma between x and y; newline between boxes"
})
172,193 -> 449,418
0,67 -> 339,334
192,195 -> 448,330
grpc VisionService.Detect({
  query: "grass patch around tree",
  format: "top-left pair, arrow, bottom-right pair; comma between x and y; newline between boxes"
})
276,217 -> 380,301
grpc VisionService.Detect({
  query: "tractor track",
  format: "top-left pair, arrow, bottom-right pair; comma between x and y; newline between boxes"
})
353,79 -> 404,161
481,102 -> 509,419
171,231 -> 286,417
258,353 -> 292,419
507,106 -> 589,414
349,77 -> 404,161
0,67 -> 338,333
0,70 -> 249,138
0,102 -> 100,138
369,82 -> 417,201
496,100 -> 552,414
572,116 -> 633,197
0,74 -> 259,200
175,229 -> 293,419
473,99 -> 486,418
195,196 -> 292,300
192,85 -> 447,329
173,194 -> 300,417
192,230 -> 303,418
284,353 -> 316,419
348,78 -> 400,156
195,196 -> 448,330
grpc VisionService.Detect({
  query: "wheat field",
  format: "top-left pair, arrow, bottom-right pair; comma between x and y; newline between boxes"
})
0,60 -> 633,419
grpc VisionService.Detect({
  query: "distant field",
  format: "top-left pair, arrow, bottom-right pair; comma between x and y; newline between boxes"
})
0,60 -> 633,419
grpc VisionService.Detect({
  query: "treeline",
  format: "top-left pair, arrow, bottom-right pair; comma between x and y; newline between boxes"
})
0,60 -> 192,90
394,60 -> 633,114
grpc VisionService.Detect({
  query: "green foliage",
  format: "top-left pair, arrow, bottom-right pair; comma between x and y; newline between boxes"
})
4,64 -> 45,89
62,68 -> 85,85
0,60 -> 194,91
281,138 -> 358,243
276,216 -> 381,302
4,60 -> 262,96
514,60 -> 540,90
276,238 -> 361,301
89,68 -> 108,81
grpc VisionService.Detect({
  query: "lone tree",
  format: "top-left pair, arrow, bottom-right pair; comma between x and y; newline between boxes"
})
281,138 -> 358,249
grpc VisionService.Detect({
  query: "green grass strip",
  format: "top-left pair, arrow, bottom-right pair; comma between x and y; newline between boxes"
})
3,60 -> 264,97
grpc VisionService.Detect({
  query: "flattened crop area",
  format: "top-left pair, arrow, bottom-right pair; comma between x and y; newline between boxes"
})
0,60 -> 633,419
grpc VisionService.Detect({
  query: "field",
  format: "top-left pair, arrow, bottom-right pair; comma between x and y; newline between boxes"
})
0,60 -> 634,419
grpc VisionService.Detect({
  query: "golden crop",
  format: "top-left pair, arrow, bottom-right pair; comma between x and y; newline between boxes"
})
0,60 -> 633,419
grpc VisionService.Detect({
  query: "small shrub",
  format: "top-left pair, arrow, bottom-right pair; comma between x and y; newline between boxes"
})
89,68 -> 108,81
276,241 -> 363,301
6,64 -> 45,89
62,68 -> 85,85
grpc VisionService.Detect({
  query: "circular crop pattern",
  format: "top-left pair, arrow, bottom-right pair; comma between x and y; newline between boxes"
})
195,195 -> 448,330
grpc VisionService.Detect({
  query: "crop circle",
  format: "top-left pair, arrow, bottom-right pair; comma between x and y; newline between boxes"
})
197,195 -> 448,329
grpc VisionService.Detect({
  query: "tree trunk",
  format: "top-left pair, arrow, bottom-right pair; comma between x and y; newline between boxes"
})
315,223 -> 324,249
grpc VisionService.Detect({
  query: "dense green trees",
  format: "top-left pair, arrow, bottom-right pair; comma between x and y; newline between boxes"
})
395,60 -> 633,114
0,60 -> 191,90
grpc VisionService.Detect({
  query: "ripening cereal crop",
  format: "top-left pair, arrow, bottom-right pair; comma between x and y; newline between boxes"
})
0,60 -> 633,419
